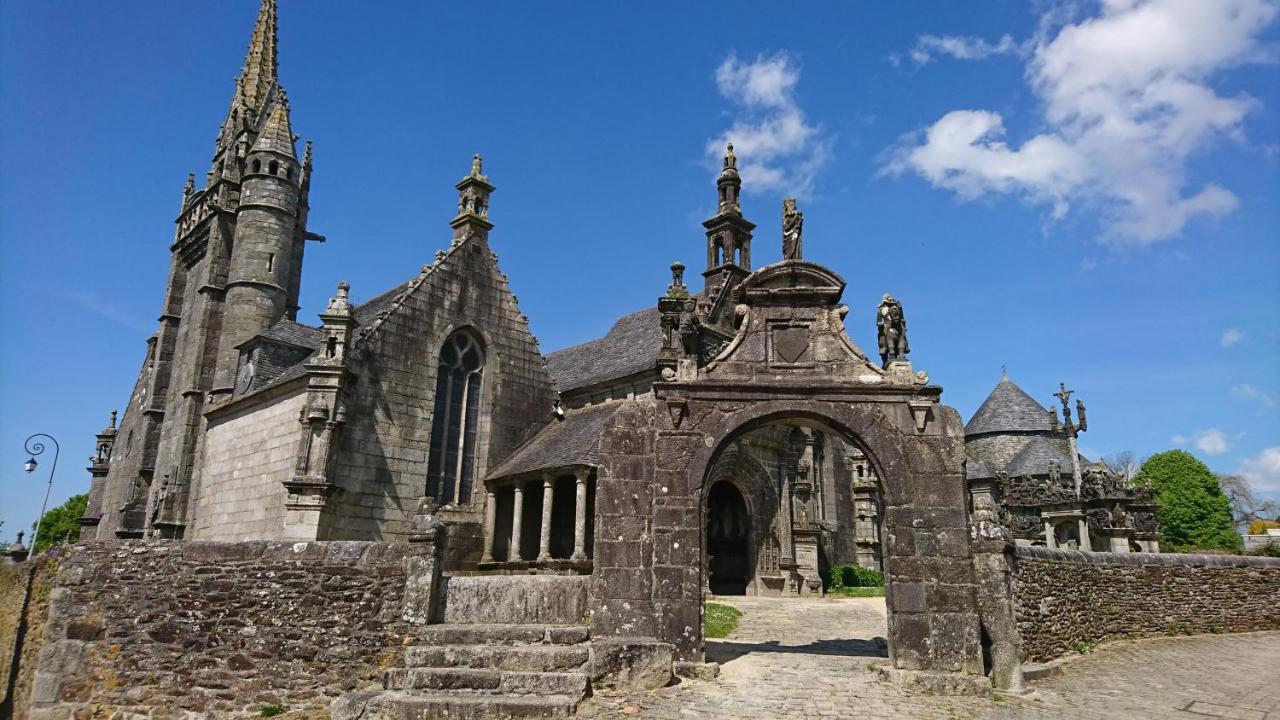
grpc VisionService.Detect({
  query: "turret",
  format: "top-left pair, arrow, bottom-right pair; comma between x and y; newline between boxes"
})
702,144 -> 755,295
79,410 -> 118,534
211,91 -> 303,399
451,154 -> 495,245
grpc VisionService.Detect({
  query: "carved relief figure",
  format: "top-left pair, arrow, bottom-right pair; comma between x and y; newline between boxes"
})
782,197 -> 803,260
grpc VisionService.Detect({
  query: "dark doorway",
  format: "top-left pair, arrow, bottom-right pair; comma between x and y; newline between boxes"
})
706,481 -> 750,595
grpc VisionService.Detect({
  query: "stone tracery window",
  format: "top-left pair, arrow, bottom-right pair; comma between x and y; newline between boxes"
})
427,331 -> 484,505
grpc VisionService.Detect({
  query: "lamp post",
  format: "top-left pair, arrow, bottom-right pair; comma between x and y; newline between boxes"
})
22,433 -> 59,556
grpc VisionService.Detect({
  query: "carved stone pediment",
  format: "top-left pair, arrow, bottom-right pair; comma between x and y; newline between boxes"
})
737,260 -> 845,306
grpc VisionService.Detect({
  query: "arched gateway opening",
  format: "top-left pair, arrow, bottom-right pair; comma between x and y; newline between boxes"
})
702,420 -> 885,599
705,482 -> 750,595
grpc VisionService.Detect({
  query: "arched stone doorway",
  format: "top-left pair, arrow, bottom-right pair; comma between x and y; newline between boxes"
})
705,481 -> 750,595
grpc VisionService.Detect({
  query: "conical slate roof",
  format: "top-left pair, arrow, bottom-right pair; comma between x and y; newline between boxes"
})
965,377 -> 1053,436
251,97 -> 296,157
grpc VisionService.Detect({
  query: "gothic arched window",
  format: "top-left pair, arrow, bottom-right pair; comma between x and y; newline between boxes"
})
427,331 -> 485,505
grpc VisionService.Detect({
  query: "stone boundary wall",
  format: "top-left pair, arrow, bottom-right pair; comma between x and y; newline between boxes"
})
21,540 -> 438,719
1,557 -> 58,718
1011,546 -> 1280,663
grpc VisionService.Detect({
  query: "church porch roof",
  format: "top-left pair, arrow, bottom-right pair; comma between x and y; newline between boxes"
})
486,402 -> 623,480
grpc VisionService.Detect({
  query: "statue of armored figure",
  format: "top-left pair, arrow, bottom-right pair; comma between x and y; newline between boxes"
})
782,197 -> 804,260
876,294 -> 909,367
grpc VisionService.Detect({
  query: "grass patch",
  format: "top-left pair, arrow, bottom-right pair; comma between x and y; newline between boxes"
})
705,602 -> 743,639
827,586 -> 886,598
260,705 -> 284,718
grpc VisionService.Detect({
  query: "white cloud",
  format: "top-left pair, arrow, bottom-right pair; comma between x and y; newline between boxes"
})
1172,427 -> 1232,455
1238,446 -> 1280,494
708,53 -> 831,197
1221,328 -> 1245,347
1232,383 -> 1275,408
884,0 -> 1278,244
907,33 -> 1021,65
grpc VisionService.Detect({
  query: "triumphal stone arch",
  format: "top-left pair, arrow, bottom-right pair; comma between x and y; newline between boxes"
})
591,254 -> 986,688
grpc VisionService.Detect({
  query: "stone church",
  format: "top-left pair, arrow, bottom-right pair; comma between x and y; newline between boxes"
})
80,0 -> 1157,630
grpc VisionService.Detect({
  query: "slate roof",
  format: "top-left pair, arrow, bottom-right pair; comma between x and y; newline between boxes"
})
966,460 -> 993,480
257,319 -> 324,349
228,277 -> 418,404
353,278 -> 416,327
545,307 -> 663,393
1005,436 -> 1074,477
965,377 -> 1053,436
486,402 -> 624,479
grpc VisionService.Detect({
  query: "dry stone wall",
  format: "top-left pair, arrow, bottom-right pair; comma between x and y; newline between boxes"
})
1011,545 -> 1280,663
24,540 -> 433,719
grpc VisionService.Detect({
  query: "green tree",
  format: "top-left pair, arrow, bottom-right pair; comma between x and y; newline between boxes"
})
1134,451 -> 1241,552
31,493 -> 88,555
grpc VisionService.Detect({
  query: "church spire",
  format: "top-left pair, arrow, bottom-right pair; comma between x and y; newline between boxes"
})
237,0 -> 279,115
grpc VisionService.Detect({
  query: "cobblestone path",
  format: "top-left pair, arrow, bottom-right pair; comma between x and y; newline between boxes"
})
581,596 -> 1280,719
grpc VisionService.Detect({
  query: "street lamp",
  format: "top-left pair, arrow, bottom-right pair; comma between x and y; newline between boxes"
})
22,434 -> 59,556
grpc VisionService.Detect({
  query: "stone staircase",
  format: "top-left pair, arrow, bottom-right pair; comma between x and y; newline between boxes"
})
333,575 -> 594,719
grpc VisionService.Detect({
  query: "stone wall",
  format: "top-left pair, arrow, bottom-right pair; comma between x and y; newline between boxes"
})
1011,546 -> 1280,663
1,557 -> 57,719
23,540 -> 434,719
191,390 -> 307,541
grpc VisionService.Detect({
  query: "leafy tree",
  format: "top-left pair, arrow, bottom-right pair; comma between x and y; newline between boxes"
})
1248,519 -> 1280,535
1133,451 -> 1241,552
30,493 -> 88,555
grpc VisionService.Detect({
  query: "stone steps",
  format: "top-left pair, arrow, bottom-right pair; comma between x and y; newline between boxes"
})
415,622 -> 590,646
406,643 -> 591,672
334,575 -> 597,719
338,689 -> 579,720
384,667 -> 590,697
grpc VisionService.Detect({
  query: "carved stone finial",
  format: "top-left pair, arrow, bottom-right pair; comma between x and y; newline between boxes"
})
325,281 -> 352,314
876,293 -> 909,368
782,197 -> 803,260
109,410 -> 118,429
724,143 -> 736,170
471,153 -> 483,178
667,261 -> 688,298
303,140 -> 313,167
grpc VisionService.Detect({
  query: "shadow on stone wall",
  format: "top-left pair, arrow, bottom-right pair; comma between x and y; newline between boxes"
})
1,555 -> 57,720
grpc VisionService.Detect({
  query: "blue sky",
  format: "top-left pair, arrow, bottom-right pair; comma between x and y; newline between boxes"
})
1,1 -> 1278,538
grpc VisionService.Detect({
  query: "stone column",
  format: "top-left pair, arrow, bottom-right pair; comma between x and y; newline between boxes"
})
481,490 -> 497,563
780,468 -> 795,564
510,483 -> 525,562
1078,518 -> 1091,552
1043,519 -> 1055,549
538,473 -> 555,562
572,469 -> 589,561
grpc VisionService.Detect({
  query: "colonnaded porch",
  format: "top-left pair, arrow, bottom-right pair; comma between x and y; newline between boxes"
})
478,467 -> 596,572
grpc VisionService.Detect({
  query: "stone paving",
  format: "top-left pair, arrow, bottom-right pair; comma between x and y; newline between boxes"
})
581,596 -> 1280,719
